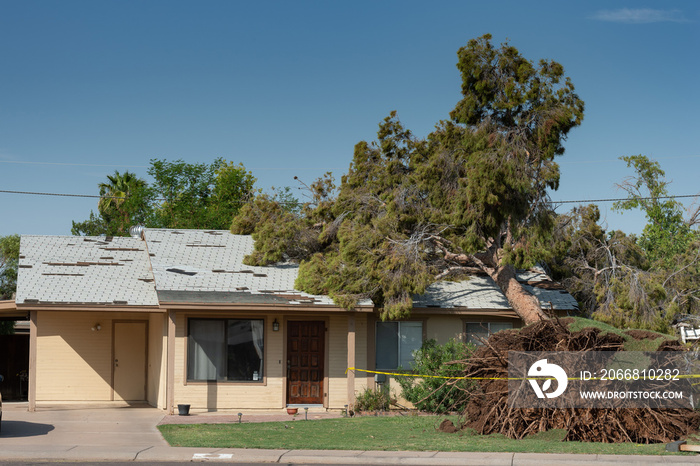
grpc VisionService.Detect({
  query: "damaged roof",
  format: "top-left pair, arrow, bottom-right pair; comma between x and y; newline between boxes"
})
16,229 -> 578,312
144,229 -> 340,306
16,235 -> 158,306
412,269 -> 579,311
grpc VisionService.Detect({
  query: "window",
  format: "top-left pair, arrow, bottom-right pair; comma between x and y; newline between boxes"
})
188,318 -> 264,382
375,321 -> 422,369
465,321 -> 513,346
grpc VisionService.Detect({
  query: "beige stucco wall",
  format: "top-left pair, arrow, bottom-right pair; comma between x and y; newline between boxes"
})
35,311 -> 152,402
171,311 -> 369,411
173,312 -> 285,411
326,314 -> 369,409
147,312 -> 167,409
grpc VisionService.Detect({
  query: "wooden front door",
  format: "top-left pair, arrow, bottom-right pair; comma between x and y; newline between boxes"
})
287,321 -> 325,405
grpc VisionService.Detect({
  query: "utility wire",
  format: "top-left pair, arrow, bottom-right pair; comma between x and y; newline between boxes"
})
0,160 -> 344,171
552,194 -> 699,204
0,189 -> 698,205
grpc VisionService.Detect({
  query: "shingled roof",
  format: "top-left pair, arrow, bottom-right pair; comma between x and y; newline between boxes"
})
16,229 -> 578,312
16,235 -> 158,306
145,229 -> 340,306
412,269 -> 578,311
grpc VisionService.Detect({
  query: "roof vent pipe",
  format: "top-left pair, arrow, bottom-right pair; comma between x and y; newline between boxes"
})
129,225 -> 145,240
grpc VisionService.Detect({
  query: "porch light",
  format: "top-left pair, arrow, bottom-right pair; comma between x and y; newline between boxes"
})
91,324 -> 101,331
272,319 -> 280,331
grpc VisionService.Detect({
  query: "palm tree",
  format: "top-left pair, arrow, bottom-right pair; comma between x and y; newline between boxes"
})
98,171 -> 147,235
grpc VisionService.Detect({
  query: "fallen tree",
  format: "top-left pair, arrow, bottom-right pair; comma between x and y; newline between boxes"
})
455,318 -> 700,443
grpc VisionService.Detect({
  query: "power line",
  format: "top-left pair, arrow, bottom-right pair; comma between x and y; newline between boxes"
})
1,188 -> 698,206
0,160 -> 149,168
0,189 -> 103,199
552,194 -> 699,205
0,160 -> 344,171
1,154 -> 698,168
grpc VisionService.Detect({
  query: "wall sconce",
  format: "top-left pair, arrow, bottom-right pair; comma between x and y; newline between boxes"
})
91,324 -> 102,331
272,319 -> 280,332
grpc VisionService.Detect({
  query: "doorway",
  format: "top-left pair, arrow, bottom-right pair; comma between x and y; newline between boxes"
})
113,321 -> 147,401
286,321 -> 325,405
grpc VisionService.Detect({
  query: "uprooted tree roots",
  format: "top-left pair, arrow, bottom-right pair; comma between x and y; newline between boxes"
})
458,319 -> 700,443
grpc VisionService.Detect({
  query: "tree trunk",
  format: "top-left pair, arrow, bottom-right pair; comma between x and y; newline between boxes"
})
488,263 -> 548,325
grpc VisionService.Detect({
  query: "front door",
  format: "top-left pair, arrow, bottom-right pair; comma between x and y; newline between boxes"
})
287,321 -> 325,405
113,321 -> 147,401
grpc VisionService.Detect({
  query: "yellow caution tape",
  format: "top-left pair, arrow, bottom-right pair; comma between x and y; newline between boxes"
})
345,367 -> 700,382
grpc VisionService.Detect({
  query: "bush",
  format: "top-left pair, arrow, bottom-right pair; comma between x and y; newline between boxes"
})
353,386 -> 395,412
395,338 -> 475,414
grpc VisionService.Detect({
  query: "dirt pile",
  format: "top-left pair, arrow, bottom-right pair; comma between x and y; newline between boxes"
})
460,319 -> 700,443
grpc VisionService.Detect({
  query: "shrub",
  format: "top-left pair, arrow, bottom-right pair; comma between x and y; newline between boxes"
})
395,338 -> 475,414
353,386 -> 395,412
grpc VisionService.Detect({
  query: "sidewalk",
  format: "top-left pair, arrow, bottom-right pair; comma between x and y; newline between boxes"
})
0,402 -> 698,465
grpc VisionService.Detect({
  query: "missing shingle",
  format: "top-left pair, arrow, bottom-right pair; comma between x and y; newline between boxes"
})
236,287 -> 249,291
113,300 -> 128,305
101,247 -> 142,252
19,265 -> 32,268
253,273 -> 267,278
185,244 -> 226,248
166,268 -> 197,276
41,273 -> 85,277
204,231 -> 224,235
23,299 -> 39,303
171,231 -> 184,235
100,257 -> 115,260
138,278 -> 154,282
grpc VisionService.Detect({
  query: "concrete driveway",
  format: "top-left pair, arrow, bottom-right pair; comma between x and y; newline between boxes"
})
0,401 -> 168,460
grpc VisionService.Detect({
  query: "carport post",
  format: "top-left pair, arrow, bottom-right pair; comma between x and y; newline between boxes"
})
166,309 -> 176,415
28,310 -> 37,412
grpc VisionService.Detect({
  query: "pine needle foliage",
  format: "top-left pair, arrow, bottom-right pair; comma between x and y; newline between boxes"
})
233,35 -> 584,321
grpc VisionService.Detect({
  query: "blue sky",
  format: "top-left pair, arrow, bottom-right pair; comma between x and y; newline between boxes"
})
1,1 -> 698,237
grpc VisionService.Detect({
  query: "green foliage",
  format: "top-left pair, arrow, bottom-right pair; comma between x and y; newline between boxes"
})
71,211 -> 108,236
149,158 -> 257,229
73,159 -> 259,235
72,170 -> 153,236
0,234 -> 20,300
352,386 -> 395,412
395,339 -> 475,414
613,155 -> 697,267
547,157 -> 700,332
236,35 -> 584,320
0,234 -> 20,335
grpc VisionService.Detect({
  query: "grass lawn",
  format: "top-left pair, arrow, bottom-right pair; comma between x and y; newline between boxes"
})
158,415 -> 697,456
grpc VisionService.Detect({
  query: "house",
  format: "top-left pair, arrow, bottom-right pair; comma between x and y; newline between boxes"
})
0,229 -> 578,413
